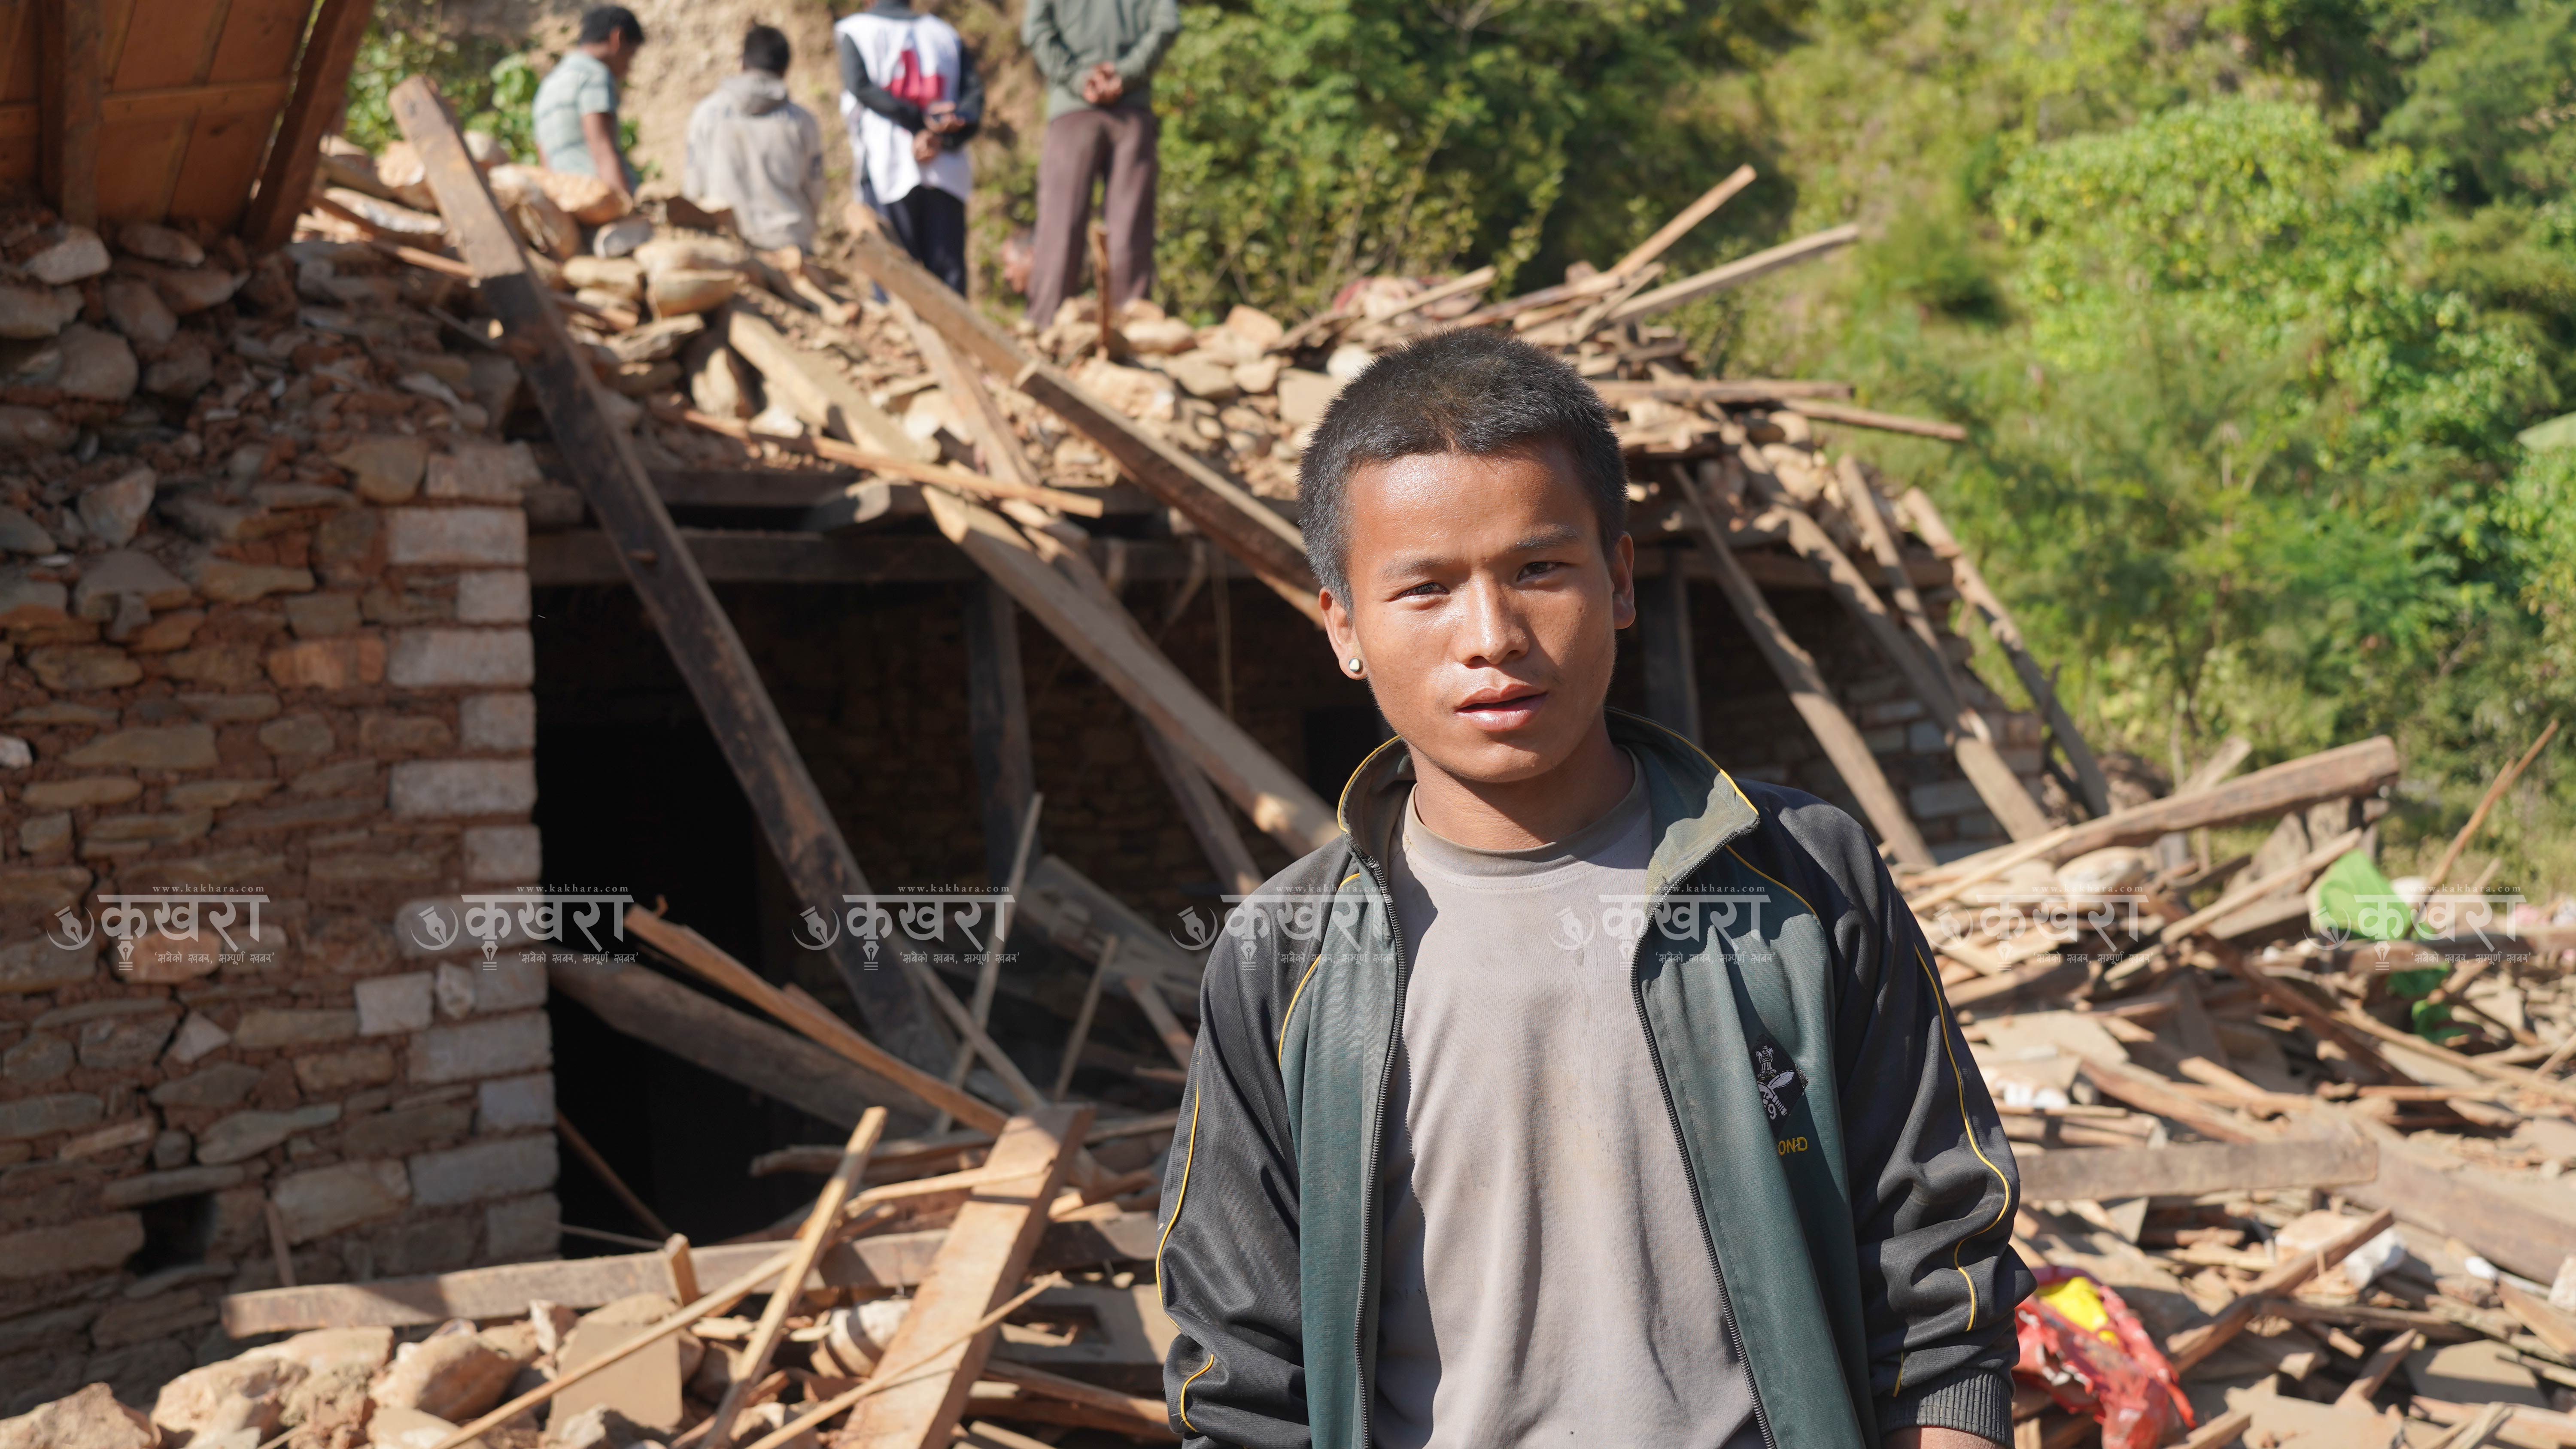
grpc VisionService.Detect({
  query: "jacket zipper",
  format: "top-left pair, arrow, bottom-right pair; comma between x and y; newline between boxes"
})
1346,851 -> 1410,1449
1628,880 -> 1780,1449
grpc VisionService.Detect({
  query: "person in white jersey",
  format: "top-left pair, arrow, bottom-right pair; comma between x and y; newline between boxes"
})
834,0 -> 984,292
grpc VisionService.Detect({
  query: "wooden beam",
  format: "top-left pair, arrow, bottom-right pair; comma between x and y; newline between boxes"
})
922,487 -> 1339,854
718,308 -> 930,464
1783,399 -> 1966,442
243,0 -> 375,250
1674,467 -> 1933,866
547,958 -> 930,1134
1754,478 -> 2052,840
2017,1137 -> 2376,1202
840,211 -> 1322,623
1140,725 -> 1263,897
37,0 -> 104,228
1899,488 -> 2111,818
1019,855 -> 1206,1006
649,469 -> 860,509
224,1213 -> 1160,1334
2042,737 -> 2400,863
1637,549 -> 1701,746
840,1106 -> 1089,1449
1593,379 -> 1854,406
621,908 -> 1009,1137
390,77 -> 945,1068
963,582 -> 1037,890
1610,224 -> 1861,324
1611,164 -> 1758,276
1121,976 -> 1195,1071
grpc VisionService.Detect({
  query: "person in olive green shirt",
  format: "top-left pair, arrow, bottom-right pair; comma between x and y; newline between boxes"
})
1019,0 -> 1180,327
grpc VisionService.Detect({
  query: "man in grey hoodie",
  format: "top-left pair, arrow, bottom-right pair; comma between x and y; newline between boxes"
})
683,26 -> 827,253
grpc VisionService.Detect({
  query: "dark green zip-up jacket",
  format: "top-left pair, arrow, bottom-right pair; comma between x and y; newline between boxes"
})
1154,712 -> 2031,1448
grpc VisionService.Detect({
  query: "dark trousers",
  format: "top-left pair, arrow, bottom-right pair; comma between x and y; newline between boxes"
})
1027,107 -> 1158,328
866,179 -> 968,294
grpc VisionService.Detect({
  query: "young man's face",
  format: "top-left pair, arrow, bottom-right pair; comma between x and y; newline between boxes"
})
1320,444 -> 1635,788
598,34 -> 639,78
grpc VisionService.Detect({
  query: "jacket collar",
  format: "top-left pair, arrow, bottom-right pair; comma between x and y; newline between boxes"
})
1336,707 -> 1762,897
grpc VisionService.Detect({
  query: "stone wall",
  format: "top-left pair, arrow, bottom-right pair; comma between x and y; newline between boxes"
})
2,230 -> 555,1413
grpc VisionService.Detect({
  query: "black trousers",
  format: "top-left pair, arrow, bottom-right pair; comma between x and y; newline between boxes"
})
865,179 -> 968,294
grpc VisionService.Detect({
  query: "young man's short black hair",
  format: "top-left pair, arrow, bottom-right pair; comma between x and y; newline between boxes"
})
578,5 -> 644,46
741,24 -> 790,74
1297,328 -> 1628,601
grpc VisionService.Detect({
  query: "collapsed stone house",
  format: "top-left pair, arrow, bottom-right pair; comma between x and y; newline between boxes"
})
0,0 -> 2073,1417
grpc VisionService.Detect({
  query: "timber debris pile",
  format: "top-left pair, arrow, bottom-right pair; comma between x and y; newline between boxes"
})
3,76 -> 2576,1449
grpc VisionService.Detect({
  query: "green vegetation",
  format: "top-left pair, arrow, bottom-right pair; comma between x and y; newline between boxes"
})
1156,0 -> 2576,890
340,2 -> 631,170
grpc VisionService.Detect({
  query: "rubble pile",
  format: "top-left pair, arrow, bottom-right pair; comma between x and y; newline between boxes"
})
5,111 -> 2574,1449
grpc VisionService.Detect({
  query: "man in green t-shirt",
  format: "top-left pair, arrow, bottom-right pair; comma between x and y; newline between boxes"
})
534,6 -> 646,200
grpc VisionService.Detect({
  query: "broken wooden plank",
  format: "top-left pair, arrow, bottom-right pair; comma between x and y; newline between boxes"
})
2166,1206 -> 2395,1373
243,0 -> 376,249
1122,976 -> 1196,1071
1898,488 -> 2111,818
1139,725 -> 1264,897
389,77 -> 946,1069
841,211 -> 1321,621
719,307 -> 930,463
1611,164 -> 1759,276
1755,480 -> 2050,840
840,1106 -> 1090,1449
221,1214 -> 1161,1334
1593,379 -> 1854,406
2017,1137 -> 2376,1202
923,486 -> 1338,853
1783,398 -> 1966,441
2044,737 -> 2401,862
2339,1131 -> 2576,1282
619,908 -> 1010,1136
1673,465 -> 1933,866
707,1109 -> 889,1449
1609,224 -> 1861,324
547,957 -> 930,1134
975,1363 -> 1175,1439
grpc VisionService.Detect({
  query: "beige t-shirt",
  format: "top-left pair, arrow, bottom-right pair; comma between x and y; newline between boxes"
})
1373,759 -> 1761,1449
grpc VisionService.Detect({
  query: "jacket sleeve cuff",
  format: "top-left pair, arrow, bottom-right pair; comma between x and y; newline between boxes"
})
1882,1365 -> 2014,1445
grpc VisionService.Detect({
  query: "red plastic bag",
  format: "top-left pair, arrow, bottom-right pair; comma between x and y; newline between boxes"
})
2012,1266 -> 2193,1449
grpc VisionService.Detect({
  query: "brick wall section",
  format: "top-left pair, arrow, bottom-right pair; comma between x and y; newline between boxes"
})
1,409 -> 554,1411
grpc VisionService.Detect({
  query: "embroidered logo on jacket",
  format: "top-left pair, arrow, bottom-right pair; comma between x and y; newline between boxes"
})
1753,1043 -> 1806,1122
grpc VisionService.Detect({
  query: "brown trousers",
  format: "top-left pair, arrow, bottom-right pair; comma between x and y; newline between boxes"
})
1027,106 -> 1159,329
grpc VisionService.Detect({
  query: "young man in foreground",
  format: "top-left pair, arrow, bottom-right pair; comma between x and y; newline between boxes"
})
1154,329 -> 2028,1449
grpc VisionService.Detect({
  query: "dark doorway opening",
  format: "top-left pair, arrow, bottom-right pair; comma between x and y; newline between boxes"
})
533,600 -> 839,1252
